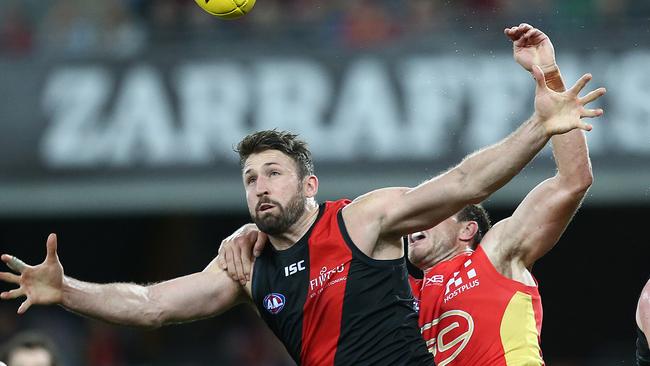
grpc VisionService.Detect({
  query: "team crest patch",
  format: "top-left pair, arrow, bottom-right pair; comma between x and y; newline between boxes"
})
263,293 -> 286,314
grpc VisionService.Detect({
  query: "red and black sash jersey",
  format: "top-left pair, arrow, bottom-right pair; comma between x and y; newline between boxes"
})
251,199 -> 434,366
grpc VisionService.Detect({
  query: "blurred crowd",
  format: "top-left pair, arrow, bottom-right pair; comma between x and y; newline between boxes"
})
0,304 -> 294,366
1,0 -> 649,57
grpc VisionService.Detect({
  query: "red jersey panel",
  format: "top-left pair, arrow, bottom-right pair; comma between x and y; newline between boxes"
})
418,245 -> 544,366
252,200 -> 433,366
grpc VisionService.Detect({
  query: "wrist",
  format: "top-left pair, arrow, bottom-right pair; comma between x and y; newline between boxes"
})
529,113 -> 554,139
60,275 -> 75,306
540,63 -> 559,74
542,65 -> 566,92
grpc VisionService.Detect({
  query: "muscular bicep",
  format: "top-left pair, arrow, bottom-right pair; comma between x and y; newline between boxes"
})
148,263 -> 248,326
482,176 -> 586,269
346,171 -> 469,242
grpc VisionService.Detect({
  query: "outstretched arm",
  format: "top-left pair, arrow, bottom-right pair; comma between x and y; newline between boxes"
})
0,234 -> 248,327
343,62 -> 604,257
481,24 -> 602,269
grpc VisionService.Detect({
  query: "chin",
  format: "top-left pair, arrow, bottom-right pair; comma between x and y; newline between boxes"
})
407,251 -> 424,266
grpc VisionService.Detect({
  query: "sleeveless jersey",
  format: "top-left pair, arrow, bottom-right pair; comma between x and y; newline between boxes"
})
251,199 -> 434,366
418,245 -> 544,366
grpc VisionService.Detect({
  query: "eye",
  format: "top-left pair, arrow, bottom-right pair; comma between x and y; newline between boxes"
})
246,176 -> 257,185
270,171 -> 280,177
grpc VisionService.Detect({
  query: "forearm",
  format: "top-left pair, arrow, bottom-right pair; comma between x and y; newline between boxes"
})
546,67 -> 593,190
62,276 -> 163,328
455,117 -> 549,201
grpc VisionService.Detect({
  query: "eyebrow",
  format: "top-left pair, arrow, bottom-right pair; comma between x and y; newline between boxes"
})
243,162 -> 282,176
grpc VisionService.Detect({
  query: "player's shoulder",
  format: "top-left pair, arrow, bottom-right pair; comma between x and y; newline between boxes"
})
328,198 -> 352,209
343,187 -> 410,217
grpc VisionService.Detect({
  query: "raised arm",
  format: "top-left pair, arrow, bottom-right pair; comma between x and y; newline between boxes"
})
342,61 -> 604,258
480,24 -> 602,269
0,234 -> 248,328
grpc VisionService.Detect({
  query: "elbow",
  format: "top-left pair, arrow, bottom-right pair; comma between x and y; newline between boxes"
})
557,169 -> 593,198
559,159 -> 593,195
569,168 -> 594,195
135,289 -> 167,329
579,172 -> 594,194
142,310 -> 165,329
126,307 -> 164,329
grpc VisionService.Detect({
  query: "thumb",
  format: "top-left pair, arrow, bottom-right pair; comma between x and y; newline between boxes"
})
45,233 -> 58,263
532,65 -> 547,91
253,232 -> 268,257
17,298 -> 32,315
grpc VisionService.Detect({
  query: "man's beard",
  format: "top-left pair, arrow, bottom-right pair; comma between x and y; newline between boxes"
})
252,192 -> 306,235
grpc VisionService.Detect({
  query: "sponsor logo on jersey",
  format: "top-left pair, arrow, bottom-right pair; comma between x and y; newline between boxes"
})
444,259 -> 479,303
284,259 -> 306,277
308,263 -> 347,298
263,293 -> 286,314
421,309 -> 474,365
309,263 -> 346,291
425,274 -> 445,287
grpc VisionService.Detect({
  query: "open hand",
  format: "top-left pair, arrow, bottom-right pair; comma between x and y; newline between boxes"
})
0,234 -> 64,314
505,23 -> 556,73
532,65 -> 606,136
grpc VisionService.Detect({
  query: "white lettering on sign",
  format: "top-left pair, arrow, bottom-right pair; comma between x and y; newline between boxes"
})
106,66 -> 176,165
41,67 -> 112,166
175,62 -> 249,163
40,53 -> 648,167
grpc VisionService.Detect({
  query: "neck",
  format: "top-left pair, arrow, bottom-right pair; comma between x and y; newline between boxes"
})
268,201 -> 319,250
420,246 -> 474,272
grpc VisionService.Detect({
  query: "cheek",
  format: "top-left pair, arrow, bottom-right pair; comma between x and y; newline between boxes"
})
245,191 -> 256,207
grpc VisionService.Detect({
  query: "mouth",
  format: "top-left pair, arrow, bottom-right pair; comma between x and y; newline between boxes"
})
258,203 -> 275,213
408,231 -> 427,245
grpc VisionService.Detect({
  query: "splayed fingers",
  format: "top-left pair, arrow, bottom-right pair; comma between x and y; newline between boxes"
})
567,73 -> 594,97
580,87 -> 607,105
17,298 -> 33,314
1,254 -> 29,274
0,271 -> 21,284
0,286 -> 25,300
533,65 -> 606,134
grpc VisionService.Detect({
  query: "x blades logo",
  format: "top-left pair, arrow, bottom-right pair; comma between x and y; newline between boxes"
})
425,274 -> 444,287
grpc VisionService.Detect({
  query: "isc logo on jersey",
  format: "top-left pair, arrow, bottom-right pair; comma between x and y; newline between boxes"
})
264,293 -> 286,314
284,260 -> 305,277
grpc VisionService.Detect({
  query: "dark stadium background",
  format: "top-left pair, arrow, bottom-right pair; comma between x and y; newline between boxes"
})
0,0 -> 649,365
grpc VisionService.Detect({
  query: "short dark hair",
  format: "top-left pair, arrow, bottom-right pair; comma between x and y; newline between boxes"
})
0,331 -> 60,366
455,204 -> 491,249
235,130 -> 315,179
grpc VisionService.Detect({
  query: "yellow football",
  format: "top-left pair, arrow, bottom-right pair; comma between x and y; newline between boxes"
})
194,0 -> 256,19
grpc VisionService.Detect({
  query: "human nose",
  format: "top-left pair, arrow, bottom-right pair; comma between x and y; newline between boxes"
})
255,176 -> 269,196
